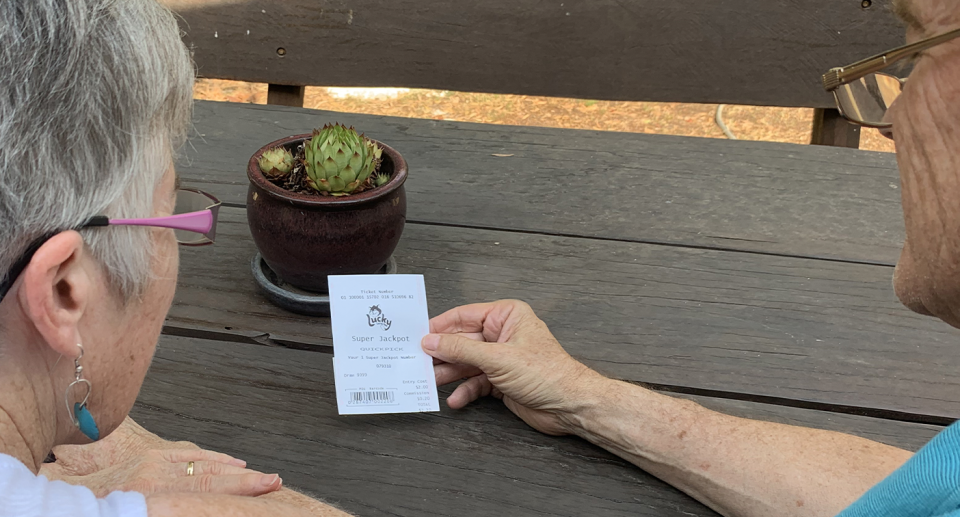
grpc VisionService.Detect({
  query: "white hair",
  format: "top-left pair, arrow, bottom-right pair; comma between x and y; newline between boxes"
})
0,0 -> 194,300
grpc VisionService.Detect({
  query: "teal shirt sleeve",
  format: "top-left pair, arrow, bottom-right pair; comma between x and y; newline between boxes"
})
836,421 -> 960,517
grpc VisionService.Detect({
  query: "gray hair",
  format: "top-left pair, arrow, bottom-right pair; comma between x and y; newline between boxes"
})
0,0 -> 194,300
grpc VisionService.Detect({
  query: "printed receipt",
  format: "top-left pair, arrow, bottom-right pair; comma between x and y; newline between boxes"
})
328,275 -> 440,415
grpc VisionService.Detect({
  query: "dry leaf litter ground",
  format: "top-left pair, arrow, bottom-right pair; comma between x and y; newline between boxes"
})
194,79 -> 895,153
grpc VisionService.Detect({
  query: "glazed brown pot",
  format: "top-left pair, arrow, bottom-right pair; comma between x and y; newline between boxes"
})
247,134 -> 407,293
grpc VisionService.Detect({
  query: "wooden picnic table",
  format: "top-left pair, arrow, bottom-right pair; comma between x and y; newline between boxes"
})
134,100 -> 958,516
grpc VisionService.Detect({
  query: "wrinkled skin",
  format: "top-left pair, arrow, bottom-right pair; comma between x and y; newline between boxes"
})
0,165 -> 282,499
420,3 -> 960,516
889,0 -> 960,327
424,0 -> 960,435
41,417 -> 278,498
422,300 -> 605,436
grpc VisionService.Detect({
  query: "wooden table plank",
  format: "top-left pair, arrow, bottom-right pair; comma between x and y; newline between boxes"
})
164,0 -> 904,108
132,336 -> 943,517
138,335 -> 716,517
178,101 -> 904,265
166,207 -> 960,421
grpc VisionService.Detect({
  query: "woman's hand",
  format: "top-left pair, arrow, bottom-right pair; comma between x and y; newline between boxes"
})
45,417 -> 201,476
422,300 -> 609,436
41,417 -> 282,497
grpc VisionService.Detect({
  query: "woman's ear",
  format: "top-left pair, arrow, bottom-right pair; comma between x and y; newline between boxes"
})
16,231 -> 91,357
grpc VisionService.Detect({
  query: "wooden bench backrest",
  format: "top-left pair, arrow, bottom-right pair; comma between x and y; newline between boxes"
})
163,0 -> 907,145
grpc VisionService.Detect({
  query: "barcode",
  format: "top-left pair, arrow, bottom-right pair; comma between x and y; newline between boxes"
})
347,390 -> 396,405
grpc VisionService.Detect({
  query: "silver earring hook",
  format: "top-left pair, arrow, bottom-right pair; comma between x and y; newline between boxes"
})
73,344 -> 84,381
65,344 -> 91,428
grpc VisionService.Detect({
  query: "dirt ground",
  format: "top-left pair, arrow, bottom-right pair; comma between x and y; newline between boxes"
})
193,79 -> 895,153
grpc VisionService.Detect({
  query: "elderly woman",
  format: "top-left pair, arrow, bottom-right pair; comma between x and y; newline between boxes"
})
0,1 -> 348,515
423,1 -> 960,516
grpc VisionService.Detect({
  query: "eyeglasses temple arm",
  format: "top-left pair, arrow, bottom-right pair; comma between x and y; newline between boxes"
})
109,211 -> 214,235
0,233 -> 57,303
81,216 -> 110,228
824,27 -> 960,91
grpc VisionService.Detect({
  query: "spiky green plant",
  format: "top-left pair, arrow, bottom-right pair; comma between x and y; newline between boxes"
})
375,172 -> 391,187
258,147 -> 295,178
303,123 -> 382,195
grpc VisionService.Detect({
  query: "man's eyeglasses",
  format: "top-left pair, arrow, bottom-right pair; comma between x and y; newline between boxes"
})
0,188 -> 221,302
822,27 -> 960,128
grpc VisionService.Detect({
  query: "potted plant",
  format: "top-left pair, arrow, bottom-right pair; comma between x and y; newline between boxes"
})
247,124 -> 408,293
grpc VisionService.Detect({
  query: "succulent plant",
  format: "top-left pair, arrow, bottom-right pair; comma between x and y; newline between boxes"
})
375,172 -> 391,187
258,147 -> 295,178
303,123 -> 382,195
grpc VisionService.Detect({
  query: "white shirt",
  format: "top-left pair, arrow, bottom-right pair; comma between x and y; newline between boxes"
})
0,454 -> 147,517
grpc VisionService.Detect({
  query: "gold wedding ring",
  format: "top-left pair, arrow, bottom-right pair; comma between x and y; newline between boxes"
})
186,461 -> 195,476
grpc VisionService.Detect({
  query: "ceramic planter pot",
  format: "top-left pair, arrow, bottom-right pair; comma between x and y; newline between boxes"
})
246,134 -> 407,293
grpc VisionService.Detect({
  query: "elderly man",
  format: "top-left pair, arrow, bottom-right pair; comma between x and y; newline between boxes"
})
421,1 -> 960,516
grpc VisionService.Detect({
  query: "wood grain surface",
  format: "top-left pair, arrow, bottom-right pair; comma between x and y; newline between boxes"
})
166,207 -> 959,421
162,0 -> 906,108
178,101 -> 905,265
156,100 -> 957,516
131,335 -> 943,516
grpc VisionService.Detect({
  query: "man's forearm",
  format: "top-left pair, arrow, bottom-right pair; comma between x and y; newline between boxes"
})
561,378 -> 912,517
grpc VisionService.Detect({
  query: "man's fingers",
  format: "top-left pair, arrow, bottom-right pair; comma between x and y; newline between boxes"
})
422,333 -> 500,370
447,374 -> 493,409
456,331 -> 486,342
434,362 -> 483,386
430,300 -> 533,341
429,303 -> 499,334
431,331 -> 489,368
171,473 -> 282,496
160,449 -> 247,468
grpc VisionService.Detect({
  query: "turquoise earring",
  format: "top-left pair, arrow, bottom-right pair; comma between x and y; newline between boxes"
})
65,344 -> 100,441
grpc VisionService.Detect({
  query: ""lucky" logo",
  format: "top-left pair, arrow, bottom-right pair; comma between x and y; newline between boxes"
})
366,305 -> 392,331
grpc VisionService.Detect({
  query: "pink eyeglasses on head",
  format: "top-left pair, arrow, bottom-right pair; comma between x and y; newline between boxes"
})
0,189 -> 221,302
82,188 -> 221,245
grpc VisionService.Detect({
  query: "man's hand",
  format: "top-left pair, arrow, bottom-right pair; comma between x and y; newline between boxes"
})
41,417 -> 282,497
422,300 -> 608,435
